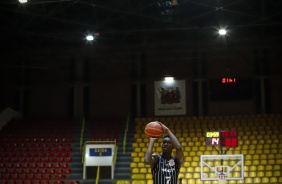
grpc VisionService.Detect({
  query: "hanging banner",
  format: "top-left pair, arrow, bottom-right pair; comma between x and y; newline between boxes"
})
154,80 -> 186,116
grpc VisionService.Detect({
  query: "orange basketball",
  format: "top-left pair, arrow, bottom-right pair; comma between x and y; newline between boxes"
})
144,121 -> 164,138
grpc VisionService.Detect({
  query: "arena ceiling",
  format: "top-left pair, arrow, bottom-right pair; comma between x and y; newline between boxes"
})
1,0 -> 282,48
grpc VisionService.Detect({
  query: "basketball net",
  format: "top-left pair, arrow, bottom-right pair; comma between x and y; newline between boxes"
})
217,173 -> 228,184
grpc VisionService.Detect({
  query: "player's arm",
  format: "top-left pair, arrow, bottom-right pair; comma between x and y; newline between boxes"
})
161,123 -> 184,166
144,137 -> 158,169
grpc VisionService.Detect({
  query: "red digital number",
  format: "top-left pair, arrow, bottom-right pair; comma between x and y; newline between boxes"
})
225,138 -> 238,147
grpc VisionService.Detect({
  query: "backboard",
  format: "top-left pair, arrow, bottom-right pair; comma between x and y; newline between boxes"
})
200,154 -> 244,181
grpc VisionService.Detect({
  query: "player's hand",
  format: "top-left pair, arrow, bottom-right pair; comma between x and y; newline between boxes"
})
149,137 -> 158,142
158,122 -> 169,134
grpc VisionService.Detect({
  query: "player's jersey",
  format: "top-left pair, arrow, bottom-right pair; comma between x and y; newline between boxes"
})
151,154 -> 180,184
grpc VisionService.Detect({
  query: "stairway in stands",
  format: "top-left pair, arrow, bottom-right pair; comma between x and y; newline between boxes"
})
78,118 -> 134,184
114,120 -> 135,181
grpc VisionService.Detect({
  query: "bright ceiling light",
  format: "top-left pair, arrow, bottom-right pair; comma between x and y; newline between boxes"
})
19,0 -> 28,3
86,35 -> 94,41
219,29 -> 227,35
164,77 -> 174,82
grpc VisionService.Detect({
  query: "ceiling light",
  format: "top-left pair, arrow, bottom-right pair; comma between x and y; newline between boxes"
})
19,0 -> 28,3
219,29 -> 227,35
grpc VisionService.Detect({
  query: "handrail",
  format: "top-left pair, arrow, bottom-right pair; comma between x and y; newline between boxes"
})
80,116 -> 85,154
122,115 -> 130,154
95,166 -> 100,184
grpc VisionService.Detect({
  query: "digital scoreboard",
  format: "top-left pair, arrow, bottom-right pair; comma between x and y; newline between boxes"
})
206,131 -> 238,147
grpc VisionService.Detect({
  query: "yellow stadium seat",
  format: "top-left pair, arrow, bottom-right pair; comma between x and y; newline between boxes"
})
133,157 -> 141,162
274,171 -> 281,176
252,154 -> 259,160
180,167 -> 186,173
244,154 -> 251,160
191,162 -> 199,167
279,177 -> 282,183
265,171 -> 273,177
131,174 -> 145,179
196,151 -> 203,156
132,168 -> 139,173
249,166 -> 256,171
253,177 -> 261,183
261,177 -> 269,183
253,160 -> 259,165
189,152 -> 196,157
257,171 -> 264,177
187,179 -> 195,184
276,154 -> 282,159
192,157 -> 200,162
260,160 -> 267,165
145,173 -> 152,179
245,160 -> 251,166
185,173 -> 193,179
179,173 -> 185,179
265,165 -> 273,170
194,167 -> 201,173
193,173 -> 200,179
132,143 -> 138,148
186,167 -> 193,172
257,165 -> 264,171
248,149 -> 256,155
268,159 -> 275,165
183,162 -> 190,167
249,171 -> 256,177
147,180 -> 153,184
132,180 -> 146,184
140,168 -> 147,173
276,159 -> 282,164
181,179 -> 187,184
195,179 -> 203,184
228,180 -> 236,184
137,163 -> 145,168
270,177 -> 278,183
236,179 -> 244,183
130,162 -> 137,168
267,154 -> 275,159
245,178 -> 252,183
260,154 -> 267,159
134,147 -> 141,152
274,164 -> 280,170
116,180 -> 130,184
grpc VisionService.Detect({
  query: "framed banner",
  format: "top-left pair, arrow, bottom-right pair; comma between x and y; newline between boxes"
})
154,80 -> 186,116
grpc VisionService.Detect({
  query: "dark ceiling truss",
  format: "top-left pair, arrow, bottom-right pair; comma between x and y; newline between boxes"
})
0,0 -> 281,48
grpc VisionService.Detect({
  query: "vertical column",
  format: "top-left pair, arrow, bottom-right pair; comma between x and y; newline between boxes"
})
192,50 -> 207,116
136,55 -> 142,117
73,55 -> 85,121
254,48 -> 269,114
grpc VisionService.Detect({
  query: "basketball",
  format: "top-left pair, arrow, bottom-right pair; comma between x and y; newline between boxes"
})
144,121 -> 164,138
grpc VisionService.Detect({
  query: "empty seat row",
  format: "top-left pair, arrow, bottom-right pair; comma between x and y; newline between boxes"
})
0,157 -> 72,164
0,152 -> 70,159
0,168 -> 71,175
0,163 -> 69,169
1,180 -> 80,184
0,173 -> 69,180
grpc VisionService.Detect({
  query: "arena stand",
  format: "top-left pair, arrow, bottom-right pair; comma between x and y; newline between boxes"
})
0,119 -> 80,184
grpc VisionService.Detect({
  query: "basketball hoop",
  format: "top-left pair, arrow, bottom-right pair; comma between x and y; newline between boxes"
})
217,173 -> 228,184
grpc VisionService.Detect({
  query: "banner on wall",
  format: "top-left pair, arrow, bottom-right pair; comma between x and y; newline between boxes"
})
154,80 -> 186,116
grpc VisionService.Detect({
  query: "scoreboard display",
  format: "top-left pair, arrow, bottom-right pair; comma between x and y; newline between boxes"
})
206,131 -> 238,147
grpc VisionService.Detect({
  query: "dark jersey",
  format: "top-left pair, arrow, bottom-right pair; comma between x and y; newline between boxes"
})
151,154 -> 180,184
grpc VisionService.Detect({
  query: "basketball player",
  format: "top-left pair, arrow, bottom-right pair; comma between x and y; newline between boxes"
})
145,122 -> 184,184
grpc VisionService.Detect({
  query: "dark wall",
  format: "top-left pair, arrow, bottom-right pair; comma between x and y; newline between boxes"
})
1,36 -> 281,119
